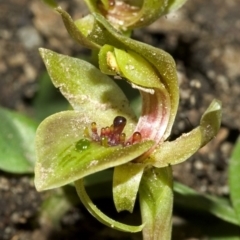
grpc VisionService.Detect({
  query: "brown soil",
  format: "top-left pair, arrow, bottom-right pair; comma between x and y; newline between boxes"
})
0,0 -> 240,239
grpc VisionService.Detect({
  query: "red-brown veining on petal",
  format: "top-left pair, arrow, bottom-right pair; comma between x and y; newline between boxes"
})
132,88 -> 171,159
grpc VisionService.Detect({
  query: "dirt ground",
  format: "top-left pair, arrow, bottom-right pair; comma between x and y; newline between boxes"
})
0,0 -> 240,239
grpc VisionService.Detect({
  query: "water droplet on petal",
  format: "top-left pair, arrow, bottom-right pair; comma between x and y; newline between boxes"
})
75,139 -> 90,151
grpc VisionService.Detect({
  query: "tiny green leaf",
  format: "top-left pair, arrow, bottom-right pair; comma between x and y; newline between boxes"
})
229,137 -> 240,225
0,107 -> 37,173
75,178 -> 144,232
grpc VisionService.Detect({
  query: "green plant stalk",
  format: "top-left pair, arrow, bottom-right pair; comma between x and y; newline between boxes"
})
139,166 -> 173,240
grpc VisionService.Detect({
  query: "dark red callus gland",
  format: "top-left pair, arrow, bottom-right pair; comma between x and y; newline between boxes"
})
89,116 -> 141,147
113,116 -> 127,135
132,132 -> 142,144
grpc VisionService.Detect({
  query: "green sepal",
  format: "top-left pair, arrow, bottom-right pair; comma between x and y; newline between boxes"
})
113,163 -> 146,213
149,99 -> 222,167
39,48 -> 137,137
139,166 -> 173,240
75,178 -> 144,232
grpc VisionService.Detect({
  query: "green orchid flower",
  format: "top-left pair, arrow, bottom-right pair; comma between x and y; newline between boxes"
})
35,7 -> 222,239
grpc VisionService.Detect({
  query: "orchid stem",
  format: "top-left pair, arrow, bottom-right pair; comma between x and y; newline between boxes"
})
139,166 -> 173,240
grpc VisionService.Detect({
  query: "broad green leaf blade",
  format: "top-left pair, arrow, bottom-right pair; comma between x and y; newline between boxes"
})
0,107 -> 37,173
174,182 -> 239,226
149,99 -> 222,167
75,178 -> 144,232
35,111 -> 154,191
39,48 -> 137,137
229,137 -> 240,225
113,162 -> 145,213
139,166 -> 173,240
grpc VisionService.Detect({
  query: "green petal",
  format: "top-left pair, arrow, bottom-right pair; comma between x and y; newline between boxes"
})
39,48 -> 137,136
139,166 -> 173,240
75,178 -> 144,232
113,163 -> 146,213
149,99 -> 222,167
35,111 -> 154,191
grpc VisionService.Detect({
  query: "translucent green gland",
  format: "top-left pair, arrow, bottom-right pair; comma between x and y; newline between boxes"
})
81,115 -> 142,148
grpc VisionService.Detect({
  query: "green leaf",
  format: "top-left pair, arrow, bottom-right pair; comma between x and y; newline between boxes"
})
139,166 -> 173,240
35,111 -> 154,191
39,48 -> 137,136
0,107 -> 37,173
174,182 -> 240,226
229,136 -> 240,225
113,162 -> 145,213
149,99 -> 222,167
75,178 -> 144,232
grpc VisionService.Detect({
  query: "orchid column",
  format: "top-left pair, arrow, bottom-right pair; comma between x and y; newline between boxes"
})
35,1 -> 222,240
